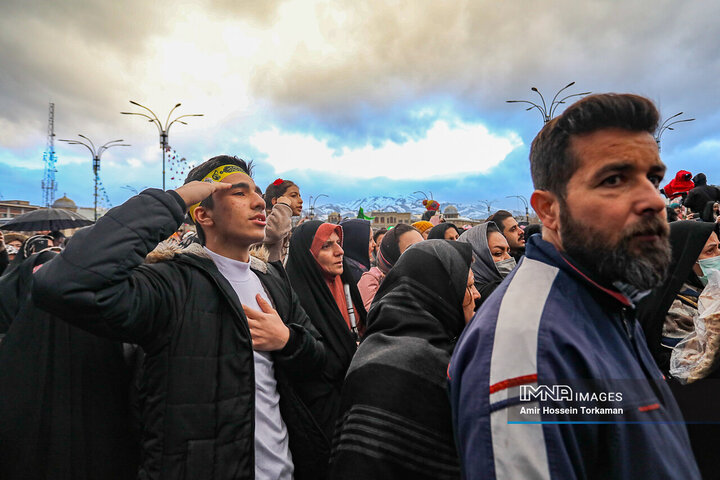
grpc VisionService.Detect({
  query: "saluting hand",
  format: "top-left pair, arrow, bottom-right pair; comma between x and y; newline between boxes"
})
242,295 -> 290,351
174,180 -> 232,210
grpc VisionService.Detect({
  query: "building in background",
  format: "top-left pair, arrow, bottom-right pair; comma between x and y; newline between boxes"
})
442,205 -> 485,228
370,211 -> 412,227
52,194 -> 77,212
0,200 -> 41,220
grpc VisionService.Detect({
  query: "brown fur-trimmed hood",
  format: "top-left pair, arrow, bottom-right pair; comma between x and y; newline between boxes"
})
145,240 -> 270,274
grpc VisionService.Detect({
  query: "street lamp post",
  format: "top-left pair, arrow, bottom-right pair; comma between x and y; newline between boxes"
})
59,135 -> 130,220
655,112 -> 695,152
121,101 -> 203,190
479,199 -> 497,217
507,82 -> 591,126
308,194 -> 328,219
506,195 -> 530,222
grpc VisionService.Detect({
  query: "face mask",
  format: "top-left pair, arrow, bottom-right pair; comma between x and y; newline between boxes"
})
697,255 -> 720,286
495,257 -> 517,277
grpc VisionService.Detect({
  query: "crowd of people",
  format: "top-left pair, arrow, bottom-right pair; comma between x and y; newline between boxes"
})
0,93 -> 719,479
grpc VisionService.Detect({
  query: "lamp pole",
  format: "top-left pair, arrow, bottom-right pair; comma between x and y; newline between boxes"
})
507,82 -> 591,125
59,135 -> 129,220
479,199 -> 497,216
308,194 -> 328,219
121,101 -> 203,190
507,195 -> 530,222
655,112 -> 695,152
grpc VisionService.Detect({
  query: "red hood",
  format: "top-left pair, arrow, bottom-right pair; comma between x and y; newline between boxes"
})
662,170 -> 694,198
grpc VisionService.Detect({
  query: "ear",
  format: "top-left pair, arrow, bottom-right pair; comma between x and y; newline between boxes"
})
530,190 -> 560,232
194,206 -> 214,230
271,197 -> 278,206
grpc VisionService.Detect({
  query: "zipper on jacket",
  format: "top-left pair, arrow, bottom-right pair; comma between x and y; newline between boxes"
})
620,307 -> 633,340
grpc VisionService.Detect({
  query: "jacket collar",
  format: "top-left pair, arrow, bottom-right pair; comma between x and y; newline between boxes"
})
145,240 -> 269,274
525,235 -> 634,308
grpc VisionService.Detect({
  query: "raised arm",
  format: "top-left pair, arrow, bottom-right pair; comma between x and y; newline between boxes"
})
32,183 -> 228,344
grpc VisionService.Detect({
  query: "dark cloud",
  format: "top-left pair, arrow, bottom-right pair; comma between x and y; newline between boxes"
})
250,1 -> 720,146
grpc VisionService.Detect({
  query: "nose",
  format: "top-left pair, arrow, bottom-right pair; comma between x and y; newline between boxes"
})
252,191 -> 266,210
335,244 -> 344,256
635,177 -> 667,216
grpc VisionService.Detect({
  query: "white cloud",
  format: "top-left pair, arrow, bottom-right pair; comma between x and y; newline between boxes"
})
249,119 -> 522,179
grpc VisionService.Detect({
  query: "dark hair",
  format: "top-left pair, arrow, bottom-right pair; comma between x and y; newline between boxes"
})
530,93 -> 660,199
264,179 -> 298,212
486,221 -> 501,237
392,223 -> 419,238
427,222 -> 459,240
373,228 -> 386,243
184,155 -> 253,244
523,223 -> 542,240
487,210 -> 514,234
665,206 -> 678,223
421,210 -> 436,221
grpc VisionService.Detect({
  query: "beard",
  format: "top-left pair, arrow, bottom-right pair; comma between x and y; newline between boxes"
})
559,205 -> 671,291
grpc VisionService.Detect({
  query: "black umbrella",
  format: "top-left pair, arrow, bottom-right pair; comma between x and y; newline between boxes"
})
0,208 -> 93,232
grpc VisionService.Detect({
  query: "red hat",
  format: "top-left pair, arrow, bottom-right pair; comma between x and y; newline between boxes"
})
422,199 -> 440,211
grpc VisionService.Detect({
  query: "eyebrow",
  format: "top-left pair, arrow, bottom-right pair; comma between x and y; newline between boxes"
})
591,162 -> 666,181
229,182 -> 250,190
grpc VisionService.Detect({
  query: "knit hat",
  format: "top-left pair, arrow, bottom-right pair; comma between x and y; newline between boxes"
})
412,221 -> 434,235
422,199 -> 440,211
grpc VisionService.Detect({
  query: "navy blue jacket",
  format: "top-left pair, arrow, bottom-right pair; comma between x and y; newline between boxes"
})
448,235 -> 700,479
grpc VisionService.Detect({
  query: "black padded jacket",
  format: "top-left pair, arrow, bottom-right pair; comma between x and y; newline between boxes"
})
33,188 -> 329,480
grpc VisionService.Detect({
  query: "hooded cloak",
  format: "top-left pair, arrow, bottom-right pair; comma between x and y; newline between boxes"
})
286,220 -> 367,440
0,251 -> 138,480
329,240 -> 471,479
339,219 -> 372,283
662,170 -> 694,199
637,221 -> 720,480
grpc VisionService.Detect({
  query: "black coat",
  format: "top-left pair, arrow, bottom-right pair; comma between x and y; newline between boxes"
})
33,189 -> 328,480
0,248 -> 8,276
285,221 -> 367,441
0,251 -> 139,480
329,240 -> 471,479
684,174 -> 720,214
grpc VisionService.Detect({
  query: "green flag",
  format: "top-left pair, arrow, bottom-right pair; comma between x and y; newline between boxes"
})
357,207 -> 375,220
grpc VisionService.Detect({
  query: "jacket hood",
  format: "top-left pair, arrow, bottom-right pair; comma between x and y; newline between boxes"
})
693,173 -> 707,186
144,240 -> 269,273
662,170 -> 695,198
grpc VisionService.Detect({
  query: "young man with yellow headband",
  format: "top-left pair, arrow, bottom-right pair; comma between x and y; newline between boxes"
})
34,155 -> 329,480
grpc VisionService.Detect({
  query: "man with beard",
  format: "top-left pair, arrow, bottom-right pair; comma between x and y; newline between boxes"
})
448,94 -> 700,479
487,210 -> 526,262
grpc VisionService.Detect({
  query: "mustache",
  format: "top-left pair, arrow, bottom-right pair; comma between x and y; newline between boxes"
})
622,216 -> 669,239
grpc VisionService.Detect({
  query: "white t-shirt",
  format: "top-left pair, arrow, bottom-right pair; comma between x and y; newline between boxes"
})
205,247 -> 294,480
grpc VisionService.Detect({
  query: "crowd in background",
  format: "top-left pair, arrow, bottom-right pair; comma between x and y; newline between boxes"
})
1,93 -> 720,479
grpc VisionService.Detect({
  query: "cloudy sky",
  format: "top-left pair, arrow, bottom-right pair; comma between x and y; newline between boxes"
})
1,0 -> 718,214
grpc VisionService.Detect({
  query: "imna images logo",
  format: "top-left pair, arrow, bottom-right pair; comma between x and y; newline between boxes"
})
519,385 -> 573,402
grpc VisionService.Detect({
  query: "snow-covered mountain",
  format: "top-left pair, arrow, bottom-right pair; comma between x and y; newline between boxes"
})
309,195 -> 525,220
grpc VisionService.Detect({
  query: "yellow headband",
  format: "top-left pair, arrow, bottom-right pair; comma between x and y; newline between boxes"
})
188,164 -> 250,222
